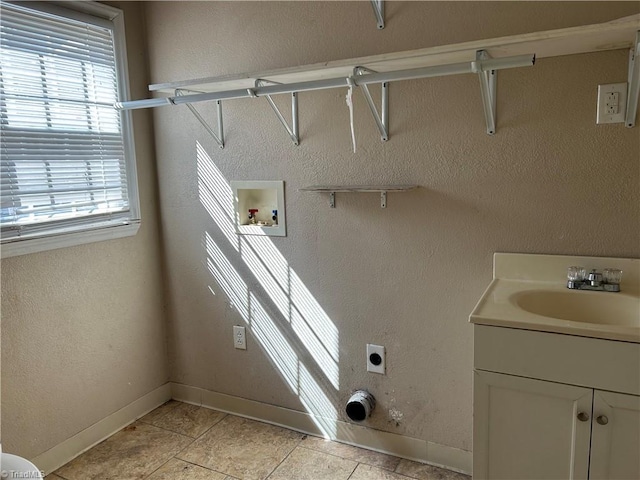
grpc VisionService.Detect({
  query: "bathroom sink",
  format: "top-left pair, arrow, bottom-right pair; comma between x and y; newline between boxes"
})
513,290 -> 640,327
470,253 -> 640,343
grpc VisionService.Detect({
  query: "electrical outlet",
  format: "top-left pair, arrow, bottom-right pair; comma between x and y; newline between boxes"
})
233,325 -> 246,350
367,344 -> 385,374
605,92 -> 619,114
597,83 -> 627,124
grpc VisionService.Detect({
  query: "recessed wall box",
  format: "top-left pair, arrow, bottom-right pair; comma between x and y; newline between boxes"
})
231,181 -> 286,237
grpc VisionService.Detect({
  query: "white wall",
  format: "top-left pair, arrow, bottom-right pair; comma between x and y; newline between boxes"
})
0,2 -> 168,459
145,0 -> 640,454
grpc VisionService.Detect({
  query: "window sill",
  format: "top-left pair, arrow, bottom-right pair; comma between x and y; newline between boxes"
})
1,222 -> 140,259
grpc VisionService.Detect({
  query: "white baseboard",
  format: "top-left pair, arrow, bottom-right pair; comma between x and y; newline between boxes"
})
31,383 -> 171,475
171,382 -> 472,475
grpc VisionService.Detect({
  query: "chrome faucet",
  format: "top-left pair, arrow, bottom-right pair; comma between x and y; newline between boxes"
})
567,267 -> 622,292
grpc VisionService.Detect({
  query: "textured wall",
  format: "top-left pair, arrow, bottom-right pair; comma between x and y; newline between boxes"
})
148,1 -> 640,453
0,2 -> 168,459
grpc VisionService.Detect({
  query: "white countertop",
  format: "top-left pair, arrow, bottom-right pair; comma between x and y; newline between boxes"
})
470,253 -> 640,343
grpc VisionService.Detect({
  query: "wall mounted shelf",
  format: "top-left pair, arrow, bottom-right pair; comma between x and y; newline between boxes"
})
299,185 -> 418,208
116,14 -> 640,147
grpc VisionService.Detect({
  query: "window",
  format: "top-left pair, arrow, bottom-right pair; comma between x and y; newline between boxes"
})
0,1 -> 139,258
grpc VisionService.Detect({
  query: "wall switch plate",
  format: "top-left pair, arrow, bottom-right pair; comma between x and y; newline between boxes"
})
233,325 -> 246,350
367,344 -> 385,374
597,83 -> 627,124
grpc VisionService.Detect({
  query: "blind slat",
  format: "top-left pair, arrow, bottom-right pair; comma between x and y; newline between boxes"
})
1,173 -> 127,182
2,184 -> 128,197
1,9 -> 113,39
1,23 -> 114,49
1,38 -> 118,65
2,92 -> 118,106
1,7 -> 116,68
0,57 -> 117,83
1,131 -> 123,140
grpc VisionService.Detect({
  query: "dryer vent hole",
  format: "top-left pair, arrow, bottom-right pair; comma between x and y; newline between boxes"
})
369,353 -> 382,366
346,402 -> 367,422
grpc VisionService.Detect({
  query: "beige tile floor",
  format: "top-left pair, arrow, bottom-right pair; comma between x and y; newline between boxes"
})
47,400 -> 470,480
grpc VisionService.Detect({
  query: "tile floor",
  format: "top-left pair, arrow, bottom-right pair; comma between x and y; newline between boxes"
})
46,400 -> 470,480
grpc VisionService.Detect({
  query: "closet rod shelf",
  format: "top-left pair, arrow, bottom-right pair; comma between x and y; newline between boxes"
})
144,14 -> 639,96
299,185 -> 418,208
115,14 -> 640,146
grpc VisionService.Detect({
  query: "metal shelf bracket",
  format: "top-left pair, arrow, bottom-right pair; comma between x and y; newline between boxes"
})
175,89 -> 224,148
370,0 -> 384,30
354,67 -> 389,141
328,190 -> 389,208
328,191 -> 388,208
475,50 -> 497,135
625,31 -> 640,128
256,79 -> 300,145
299,185 -> 419,208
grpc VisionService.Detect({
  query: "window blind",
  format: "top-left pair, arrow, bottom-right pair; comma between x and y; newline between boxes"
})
0,2 -> 134,241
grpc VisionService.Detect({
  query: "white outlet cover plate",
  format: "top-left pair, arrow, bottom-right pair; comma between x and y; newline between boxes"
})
233,325 -> 246,350
596,83 -> 627,124
367,344 -> 385,374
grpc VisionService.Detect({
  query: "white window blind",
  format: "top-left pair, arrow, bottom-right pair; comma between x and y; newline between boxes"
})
0,1 -> 139,249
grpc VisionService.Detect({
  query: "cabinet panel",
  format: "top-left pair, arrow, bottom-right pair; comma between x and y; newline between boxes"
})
474,325 -> 640,395
589,390 -> 640,479
474,370 -> 592,480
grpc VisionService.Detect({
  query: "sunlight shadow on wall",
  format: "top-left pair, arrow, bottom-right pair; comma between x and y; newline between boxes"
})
241,236 -> 339,388
197,141 -> 340,435
205,233 -> 249,321
197,143 -> 239,251
204,231 -> 338,436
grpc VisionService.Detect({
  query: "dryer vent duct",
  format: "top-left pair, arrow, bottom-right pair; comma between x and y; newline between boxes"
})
345,390 -> 376,422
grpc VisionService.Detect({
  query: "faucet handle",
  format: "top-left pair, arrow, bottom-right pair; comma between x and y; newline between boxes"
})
603,268 -> 623,285
568,266 -> 586,281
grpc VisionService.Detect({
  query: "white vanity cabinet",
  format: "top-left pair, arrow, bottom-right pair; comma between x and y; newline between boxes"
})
473,325 -> 640,480
474,370 -> 591,479
589,390 -> 640,480
474,371 -> 640,479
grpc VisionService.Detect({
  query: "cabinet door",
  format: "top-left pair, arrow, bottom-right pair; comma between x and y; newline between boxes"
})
589,390 -> 640,479
474,370 -> 592,480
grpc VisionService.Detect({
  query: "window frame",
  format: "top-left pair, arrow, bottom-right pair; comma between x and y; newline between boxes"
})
0,1 -> 140,259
